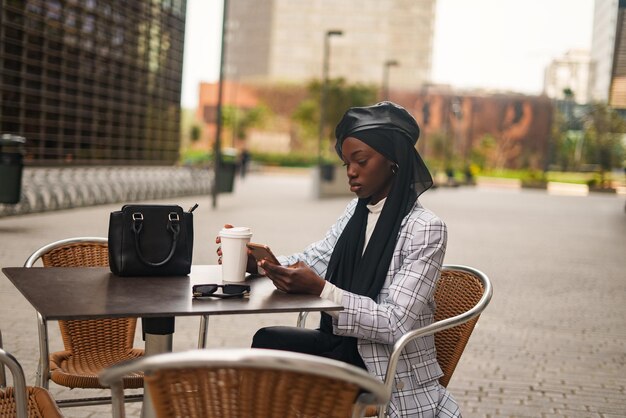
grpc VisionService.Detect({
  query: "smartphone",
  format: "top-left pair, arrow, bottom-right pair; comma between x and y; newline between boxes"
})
246,242 -> 280,265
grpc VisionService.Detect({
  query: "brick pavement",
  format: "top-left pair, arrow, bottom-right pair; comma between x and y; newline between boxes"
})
1,170 -> 625,417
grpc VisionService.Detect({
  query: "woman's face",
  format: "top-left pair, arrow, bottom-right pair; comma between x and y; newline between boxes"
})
341,136 -> 395,204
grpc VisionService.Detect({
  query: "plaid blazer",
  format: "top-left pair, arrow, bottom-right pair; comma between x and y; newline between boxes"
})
281,199 -> 460,417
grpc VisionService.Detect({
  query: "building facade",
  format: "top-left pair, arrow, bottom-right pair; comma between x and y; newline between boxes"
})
587,0 -> 626,108
225,0 -> 437,91
609,0 -> 626,107
404,91 -> 553,171
0,0 -> 187,165
543,49 -> 591,103
589,0 -> 618,103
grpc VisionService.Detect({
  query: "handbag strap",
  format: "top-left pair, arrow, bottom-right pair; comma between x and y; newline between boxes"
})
131,211 -> 180,267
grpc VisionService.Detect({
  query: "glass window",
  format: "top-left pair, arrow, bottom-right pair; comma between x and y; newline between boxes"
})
65,10 -> 77,28
82,15 -> 95,33
112,28 -> 124,46
25,0 -> 43,16
46,0 -> 61,21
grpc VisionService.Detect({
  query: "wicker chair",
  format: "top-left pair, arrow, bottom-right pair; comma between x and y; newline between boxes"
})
296,264 -> 493,418
24,237 -> 144,408
99,348 -> 390,418
0,331 -> 63,418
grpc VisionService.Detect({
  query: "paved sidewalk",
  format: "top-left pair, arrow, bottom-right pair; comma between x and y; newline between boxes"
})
1,170 -> 625,417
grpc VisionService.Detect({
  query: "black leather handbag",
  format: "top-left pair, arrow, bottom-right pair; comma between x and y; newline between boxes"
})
108,204 -> 196,276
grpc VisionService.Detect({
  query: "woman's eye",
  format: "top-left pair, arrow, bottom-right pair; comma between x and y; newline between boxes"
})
357,160 -> 367,166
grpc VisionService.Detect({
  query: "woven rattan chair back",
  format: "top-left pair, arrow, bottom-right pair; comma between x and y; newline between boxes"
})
370,265 -> 492,418
363,268 -> 484,417
147,368 -> 361,418
40,241 -> 109,268
24,238 -> 144,407
99,349 -> 390,418
38,240 -> 143,389
1,331 -> 63,418
434,268 -> 485,387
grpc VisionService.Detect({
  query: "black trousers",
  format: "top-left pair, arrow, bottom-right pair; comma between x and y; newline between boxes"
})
251,326 -> 366,370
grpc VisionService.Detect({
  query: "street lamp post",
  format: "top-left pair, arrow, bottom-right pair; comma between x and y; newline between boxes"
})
212,0 -> 229,209
318,30 -> 343,168
382,59 -> 399,101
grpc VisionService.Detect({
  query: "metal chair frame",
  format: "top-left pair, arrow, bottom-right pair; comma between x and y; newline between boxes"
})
99,348 -> 391,418
1,347 -> 32,418
0,330 -> 63,418
24,237 -> 143,408
296,264 -> 493,418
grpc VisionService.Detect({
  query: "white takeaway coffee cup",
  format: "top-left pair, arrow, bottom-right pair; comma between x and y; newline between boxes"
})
219,226 -> 252,282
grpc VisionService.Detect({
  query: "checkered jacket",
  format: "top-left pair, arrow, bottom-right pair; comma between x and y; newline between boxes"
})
280,198 -> 460,417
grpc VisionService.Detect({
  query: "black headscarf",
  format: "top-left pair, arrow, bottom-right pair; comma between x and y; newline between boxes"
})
319,101 -> 433,367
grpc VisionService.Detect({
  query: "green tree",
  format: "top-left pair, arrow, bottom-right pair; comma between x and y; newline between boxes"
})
221,104 -> 270,141
428,130 -> 456,171
550,109 -> 579,171
292,78 -> 378,159
562,87 -> 574,100
583,103 -> 626,188
292,99 -> 319,142
190,125 -> 202,142
471,134 -> 498,171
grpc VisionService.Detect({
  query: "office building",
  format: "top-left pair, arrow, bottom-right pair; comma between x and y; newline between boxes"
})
225,0 -> 437,91
0,0 -> 187,165
589,0 -> 617,103
544,49 -> 591,103
588,0 -> 626,108
609,0 -> 626,107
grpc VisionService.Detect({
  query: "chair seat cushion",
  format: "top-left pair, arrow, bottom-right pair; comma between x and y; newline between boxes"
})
50,349 -> 144,389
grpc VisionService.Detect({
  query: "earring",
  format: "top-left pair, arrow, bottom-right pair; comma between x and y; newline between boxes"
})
391,164 -> 399,175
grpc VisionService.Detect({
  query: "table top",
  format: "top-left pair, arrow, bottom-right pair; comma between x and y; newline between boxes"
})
2,265 -> 341,320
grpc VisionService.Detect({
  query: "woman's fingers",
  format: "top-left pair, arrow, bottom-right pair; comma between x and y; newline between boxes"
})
260,260 -> 287,275
260,261 -> 288,287
215,224 -> 234,259
261,262 -> 304,294
262,261 -> 324,295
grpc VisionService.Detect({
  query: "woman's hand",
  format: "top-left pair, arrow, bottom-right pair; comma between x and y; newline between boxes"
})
215,224 -> 258,274
260,260 -> 326,296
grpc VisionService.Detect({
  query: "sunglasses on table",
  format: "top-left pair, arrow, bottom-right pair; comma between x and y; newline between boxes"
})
192,284 -> 251,299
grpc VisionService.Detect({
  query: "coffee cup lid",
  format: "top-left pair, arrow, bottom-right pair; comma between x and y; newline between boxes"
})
219,226 -> 252,238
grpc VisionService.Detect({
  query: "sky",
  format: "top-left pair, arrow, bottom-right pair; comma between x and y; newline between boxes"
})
180,0 -> 595,109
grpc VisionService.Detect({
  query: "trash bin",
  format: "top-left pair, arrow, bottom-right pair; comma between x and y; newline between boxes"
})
217,161 -> 237,193
320,163 -> 335,182
0,134 -> 26,204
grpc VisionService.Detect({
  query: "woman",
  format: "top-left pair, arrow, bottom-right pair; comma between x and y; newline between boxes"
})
219,102 -> 460,417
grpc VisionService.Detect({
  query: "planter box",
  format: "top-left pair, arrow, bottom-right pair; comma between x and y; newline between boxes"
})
521,180 -> 548,189
312,165 -> 351,198
588,186 -> 617,194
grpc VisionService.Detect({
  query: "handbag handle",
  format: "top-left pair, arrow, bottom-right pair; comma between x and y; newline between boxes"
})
131,212 -> 180,267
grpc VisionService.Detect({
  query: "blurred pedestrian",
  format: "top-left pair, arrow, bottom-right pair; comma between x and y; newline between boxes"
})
239,148 -> 250,178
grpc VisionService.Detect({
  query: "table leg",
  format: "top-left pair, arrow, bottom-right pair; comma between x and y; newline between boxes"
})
198,315 -> 209,349
140,317 -> 175,418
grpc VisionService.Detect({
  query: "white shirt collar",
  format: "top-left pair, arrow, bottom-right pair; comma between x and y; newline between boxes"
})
366,197 -> 387,214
